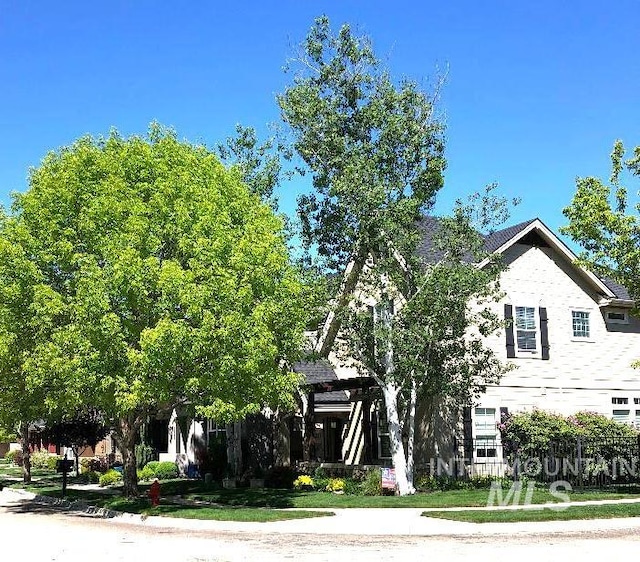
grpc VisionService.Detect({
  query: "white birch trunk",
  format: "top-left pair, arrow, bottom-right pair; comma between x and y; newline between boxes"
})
406,378 -> 417,491
381,383 -> 414,495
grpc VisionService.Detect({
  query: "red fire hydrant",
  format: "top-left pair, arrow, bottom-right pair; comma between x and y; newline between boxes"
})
149,479 -> 160,507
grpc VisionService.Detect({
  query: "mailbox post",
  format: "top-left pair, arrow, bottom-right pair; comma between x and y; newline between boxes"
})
56,454 -> 73,498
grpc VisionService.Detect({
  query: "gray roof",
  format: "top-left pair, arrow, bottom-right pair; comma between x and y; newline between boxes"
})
601,277 -> 632,300
482,219 -> 537,253
416,216 -> 633,301
315,390 -> 350,403
417,216 -> 538,260
293,360 -> 338,385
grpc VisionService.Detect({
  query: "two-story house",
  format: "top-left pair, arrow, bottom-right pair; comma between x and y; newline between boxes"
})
293,217 -> 640,474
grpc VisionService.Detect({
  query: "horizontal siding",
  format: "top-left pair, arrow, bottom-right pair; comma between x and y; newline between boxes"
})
479,242 -> 640,417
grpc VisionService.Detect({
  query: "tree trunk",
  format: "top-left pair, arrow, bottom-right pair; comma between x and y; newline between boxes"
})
117,417 -> 139,498
73,447 -> 80,477
405,379 -> 417,490
382,383 -> 414,495
19,423 -> 31,484
225,422 -> 243,477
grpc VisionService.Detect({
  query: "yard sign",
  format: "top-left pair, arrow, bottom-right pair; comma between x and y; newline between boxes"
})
381,467 -> 396,490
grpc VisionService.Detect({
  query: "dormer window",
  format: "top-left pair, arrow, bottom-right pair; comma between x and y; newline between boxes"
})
606,310 -> 629,325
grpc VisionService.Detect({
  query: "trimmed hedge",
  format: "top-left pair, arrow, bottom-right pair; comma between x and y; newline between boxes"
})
140,460 -> 178,481
99,469 -> 123,487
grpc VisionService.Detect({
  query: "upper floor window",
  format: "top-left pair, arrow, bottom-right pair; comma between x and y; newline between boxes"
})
612,397 -> 628,405
572,310 -> 590,338
515,306 -> 537,352
606,310 -> 629,325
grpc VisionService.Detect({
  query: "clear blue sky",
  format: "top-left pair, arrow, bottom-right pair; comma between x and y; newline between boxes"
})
1,1 -> 638,241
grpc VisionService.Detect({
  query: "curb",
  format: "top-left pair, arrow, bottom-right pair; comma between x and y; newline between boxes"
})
2,487 -> 122,519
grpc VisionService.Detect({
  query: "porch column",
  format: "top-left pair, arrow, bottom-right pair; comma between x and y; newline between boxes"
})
362,393 -> 372,464
303,392 -> 316,462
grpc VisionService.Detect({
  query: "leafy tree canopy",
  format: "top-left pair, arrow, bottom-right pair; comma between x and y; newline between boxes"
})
562,140 -> 640,305
279,17 -> 511,495
0,124 -> 309,494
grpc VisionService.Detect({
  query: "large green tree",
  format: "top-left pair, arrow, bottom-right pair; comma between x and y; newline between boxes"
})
1,125 -> 308,496
280,17 -> 510,494
0,220 -> 67,482
563,140 -> 640,305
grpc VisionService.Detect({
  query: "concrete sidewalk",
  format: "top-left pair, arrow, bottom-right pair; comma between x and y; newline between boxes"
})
3,487 -> 640,537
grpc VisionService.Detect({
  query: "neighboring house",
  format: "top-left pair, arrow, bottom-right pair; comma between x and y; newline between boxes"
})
152,217 -> 640,477
294,218 -> 640,474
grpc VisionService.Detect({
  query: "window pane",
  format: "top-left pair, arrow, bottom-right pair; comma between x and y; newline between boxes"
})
572,310 -> 590,338
517,330 -> 537,350
612,409 -> 630,423
515,307 -> 536,330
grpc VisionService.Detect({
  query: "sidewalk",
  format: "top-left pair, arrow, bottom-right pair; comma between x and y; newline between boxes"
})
3,487 -> 640,537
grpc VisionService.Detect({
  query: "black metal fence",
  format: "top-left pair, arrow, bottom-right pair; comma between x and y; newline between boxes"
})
454,436 -> 640,487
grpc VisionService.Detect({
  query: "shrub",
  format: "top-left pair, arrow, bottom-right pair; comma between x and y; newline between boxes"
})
359,468 -> 382,496
499,409 -> 639,460
265,466 -> 296,489
154,461 -> 178,480
144,460 -> 160,474
30,450 -> 61,470
293,474 -> 314,489
5,449 -> 23,466
325,478 -> 345,492
343,478 -> 361,495
80,457 -> 109,474
99,469 -> 123,487
77,470 -> 100,484
138,465 -> 155,482
135,443 -> 157,469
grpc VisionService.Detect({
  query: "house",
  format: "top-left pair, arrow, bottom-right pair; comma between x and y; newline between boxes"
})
293,217 -> 640,475
154,217 -> 640,478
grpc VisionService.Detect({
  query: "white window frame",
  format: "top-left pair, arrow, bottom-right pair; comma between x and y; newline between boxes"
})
605,309 -> 629,325
206,420 -> 226,446
570,307 -> 594,342
473,407 -> 501,462
612,409 -> 630,424
514,305 -> 540,356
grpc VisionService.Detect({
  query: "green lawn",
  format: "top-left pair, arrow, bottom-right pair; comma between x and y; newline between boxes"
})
174,484 -> 640,509
10,483 -> 331,522
7,476 -> 640,522
423,503 -> 640,523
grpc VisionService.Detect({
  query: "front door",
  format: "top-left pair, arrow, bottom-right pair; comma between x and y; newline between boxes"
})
323,417 -> 344,462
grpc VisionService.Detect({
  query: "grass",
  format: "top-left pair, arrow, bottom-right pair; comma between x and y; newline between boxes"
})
6,480 -> 331,522
16,477 -> 640,509
172,483 -> 640,509
423,503 -> 640,523
6,474 -> 640,521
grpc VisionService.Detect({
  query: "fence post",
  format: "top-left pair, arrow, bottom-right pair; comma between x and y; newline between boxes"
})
577,437 -> 583,489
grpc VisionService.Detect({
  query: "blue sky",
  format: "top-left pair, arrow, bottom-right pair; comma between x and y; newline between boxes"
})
1,1 -> 638,243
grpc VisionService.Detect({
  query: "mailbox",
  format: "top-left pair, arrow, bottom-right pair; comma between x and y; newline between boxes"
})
56,459 -> 74,473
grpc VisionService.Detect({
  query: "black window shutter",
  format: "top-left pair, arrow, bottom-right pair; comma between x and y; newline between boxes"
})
504,304 -> 516,358
463,406 -> 473,460
539,307 -> 550,360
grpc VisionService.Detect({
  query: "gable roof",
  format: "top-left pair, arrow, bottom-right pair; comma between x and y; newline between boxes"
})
482,219 -> 537,253
417,216 -> 633,305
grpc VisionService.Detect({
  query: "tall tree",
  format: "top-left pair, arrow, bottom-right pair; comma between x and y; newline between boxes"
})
280,17 -> 510,494
563,140 -> 640,305
4,124 -> 308,496
0,217 -> 67,482
43,408 -> 109,474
